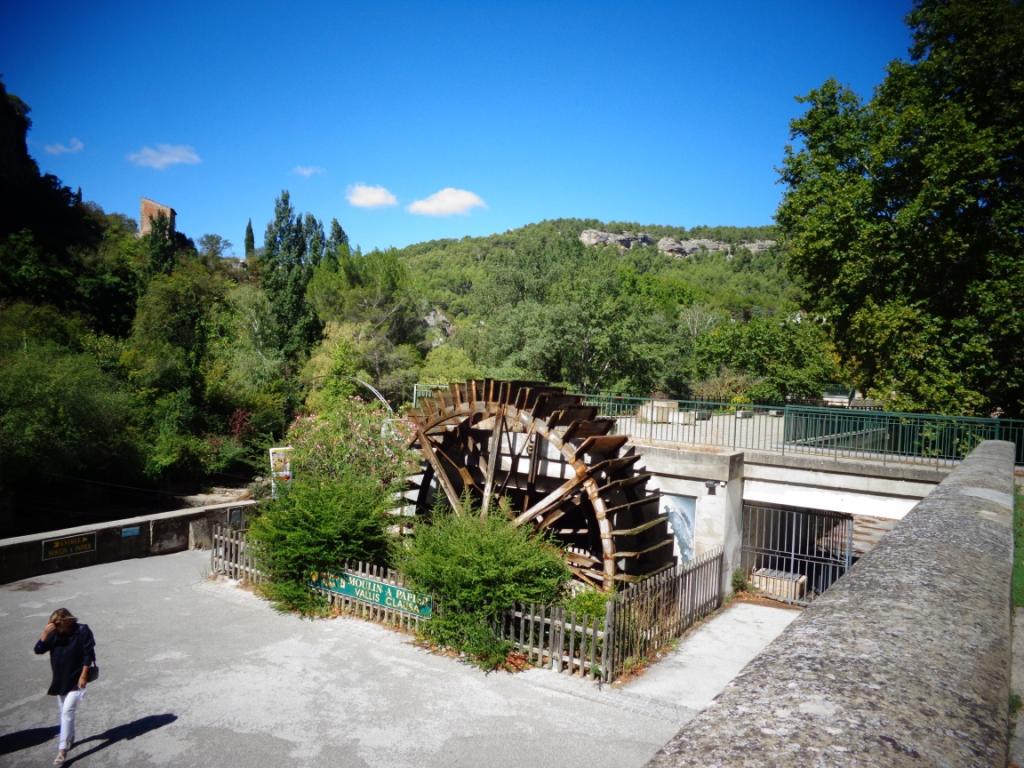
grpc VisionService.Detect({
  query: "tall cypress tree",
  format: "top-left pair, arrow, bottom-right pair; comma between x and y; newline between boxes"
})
244,218 -> 255,260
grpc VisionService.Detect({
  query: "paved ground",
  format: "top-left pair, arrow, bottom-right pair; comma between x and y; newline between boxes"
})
625,601 -> 800,717
0,552 -> 795,768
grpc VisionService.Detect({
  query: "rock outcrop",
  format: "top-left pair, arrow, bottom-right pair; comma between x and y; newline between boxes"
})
580,229 -> 775,257
579,229 -> 654,250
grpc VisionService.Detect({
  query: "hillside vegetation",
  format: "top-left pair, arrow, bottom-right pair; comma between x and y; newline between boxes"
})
2,0 -> 1019,534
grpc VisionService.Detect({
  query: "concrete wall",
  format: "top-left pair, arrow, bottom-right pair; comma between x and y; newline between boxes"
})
0,501 -> 257,584
742,450 -> 944,519
645,440 -> 1015,767
640,445 -> 744,594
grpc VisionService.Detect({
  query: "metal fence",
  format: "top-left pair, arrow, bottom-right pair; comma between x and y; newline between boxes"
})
582,394 -> 1023,467
741,505 -> 853,606
499,547 -> 723,682
413,383 -> 1021,467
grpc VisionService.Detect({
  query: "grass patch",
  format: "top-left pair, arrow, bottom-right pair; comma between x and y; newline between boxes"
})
1014,485 -> 1024,607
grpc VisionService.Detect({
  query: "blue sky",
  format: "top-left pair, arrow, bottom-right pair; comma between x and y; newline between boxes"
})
1,1 -> 912,254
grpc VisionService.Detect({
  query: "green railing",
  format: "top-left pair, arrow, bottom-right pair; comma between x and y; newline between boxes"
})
411,384 -> 1023,467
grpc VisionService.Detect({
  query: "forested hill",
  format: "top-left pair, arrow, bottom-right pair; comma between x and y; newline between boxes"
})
391,217 -> 825,398
0,67 -> 833,535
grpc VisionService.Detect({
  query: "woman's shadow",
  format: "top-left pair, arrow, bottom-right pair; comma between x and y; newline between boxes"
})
64,713 -> 177,765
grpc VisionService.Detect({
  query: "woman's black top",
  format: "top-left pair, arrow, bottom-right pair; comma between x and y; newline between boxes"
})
34,623 -> 96,696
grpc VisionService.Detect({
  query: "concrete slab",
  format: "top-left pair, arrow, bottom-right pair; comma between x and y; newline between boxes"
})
0,551 -> 680,768
622,601 -> 800,713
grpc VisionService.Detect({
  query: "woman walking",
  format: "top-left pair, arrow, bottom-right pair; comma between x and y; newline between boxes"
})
34,608 -> 95,766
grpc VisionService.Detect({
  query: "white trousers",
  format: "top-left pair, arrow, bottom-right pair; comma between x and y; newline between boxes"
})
56,689 -> 84,750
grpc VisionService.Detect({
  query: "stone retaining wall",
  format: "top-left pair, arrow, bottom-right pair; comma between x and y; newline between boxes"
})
647,440 -> 1015,767
0,500 -> 258,584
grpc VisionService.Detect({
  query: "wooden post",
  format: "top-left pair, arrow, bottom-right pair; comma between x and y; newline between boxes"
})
601,598 -> 614,682
481,406 -> 505,517
567,611 -> 577,675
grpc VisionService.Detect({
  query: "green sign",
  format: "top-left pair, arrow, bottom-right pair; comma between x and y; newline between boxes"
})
42,532 -> 96,560
310,569 -> 432,618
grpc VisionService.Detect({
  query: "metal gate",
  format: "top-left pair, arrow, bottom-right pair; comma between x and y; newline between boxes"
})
741,504 -> 853,606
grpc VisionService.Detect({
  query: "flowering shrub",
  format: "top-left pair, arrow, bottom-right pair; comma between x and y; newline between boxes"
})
286,396 -> 418,490
246,396 -> 419,613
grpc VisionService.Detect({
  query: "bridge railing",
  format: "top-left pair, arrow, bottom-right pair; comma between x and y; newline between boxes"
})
579,393 -> 1024,467
411,384 -> 1023,467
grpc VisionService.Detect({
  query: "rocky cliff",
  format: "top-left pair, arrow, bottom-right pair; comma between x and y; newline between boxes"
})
579,229 -> 775,257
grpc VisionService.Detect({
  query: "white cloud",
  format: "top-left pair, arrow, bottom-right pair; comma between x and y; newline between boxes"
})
127,144 -> 201,169
408,187 -> 486,216
346,183 -> 398,208
44,137 -> 84,155
292,165 -> 325,177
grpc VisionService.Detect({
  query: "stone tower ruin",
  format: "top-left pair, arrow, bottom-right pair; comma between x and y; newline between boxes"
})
139,198 -> 176,236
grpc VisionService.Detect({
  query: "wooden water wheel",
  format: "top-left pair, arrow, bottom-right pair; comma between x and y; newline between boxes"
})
407,380 -> 676,589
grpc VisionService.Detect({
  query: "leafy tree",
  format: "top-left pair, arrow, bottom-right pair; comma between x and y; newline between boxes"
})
256,191 -> 324,361
203,284 -> 290,459
326,217 -> 349,257
418,345 -> 482,384
776,0 -> 1024,416
245,393 -> 416,612
143,212 -> 196,277
305,247 -> 424,402
198,233 -> 232,261
689,316 -> 840,403
0,305 -> 141,501
124,260 -> 227,393
284,395 -> 416,489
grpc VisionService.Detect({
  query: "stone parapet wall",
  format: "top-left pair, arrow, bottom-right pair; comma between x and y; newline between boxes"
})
647,440 -> 1015,768
0,501 -> 258,584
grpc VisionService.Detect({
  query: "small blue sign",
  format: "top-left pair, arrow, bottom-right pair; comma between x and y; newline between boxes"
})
121,526 -> 141,538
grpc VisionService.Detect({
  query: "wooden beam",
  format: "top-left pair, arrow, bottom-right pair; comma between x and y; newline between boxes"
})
511,472 -> 588,527
481,405 -> 505,518
415,429 -> 463,514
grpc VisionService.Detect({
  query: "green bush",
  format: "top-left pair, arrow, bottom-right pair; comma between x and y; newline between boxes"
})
394,504 -> 571,667
731,567 -> 751,593
247,474 -> 393,614
285,396 -> 417,490
562,588 -> 612,619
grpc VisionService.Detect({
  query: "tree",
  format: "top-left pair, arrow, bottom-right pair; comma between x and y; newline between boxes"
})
247,474 -> 395,613
689,316 -> 840,403
257,191 -> 323,361
244,219 -> 255,260
394,503 -> 571,667
198,233 -> 232,261
419,345 -> 481,384
143,212 -> 195,277
776,0 -> 1024,416
0,304 -> 141,506
326,217 -> 349,260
